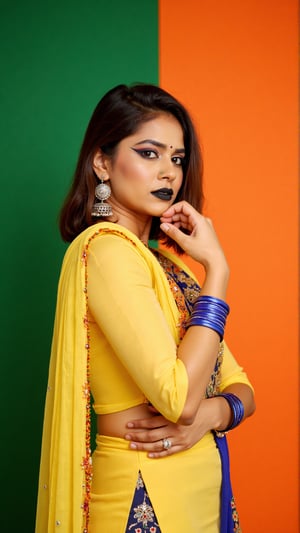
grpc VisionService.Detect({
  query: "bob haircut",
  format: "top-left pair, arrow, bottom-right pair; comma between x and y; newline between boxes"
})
59,83 -> 204,254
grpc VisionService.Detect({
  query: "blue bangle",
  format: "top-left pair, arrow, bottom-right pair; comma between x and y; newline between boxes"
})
197,295 -> 229,312
186,295 -> 230,341
216,393 -> 244,434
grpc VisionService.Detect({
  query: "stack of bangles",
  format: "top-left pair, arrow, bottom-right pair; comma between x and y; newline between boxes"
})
186,295 -> 244,436
214,393 -> 245,437
186,294 -> 230,341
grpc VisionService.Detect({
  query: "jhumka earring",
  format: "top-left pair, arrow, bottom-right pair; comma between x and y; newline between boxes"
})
91,177 -> 113,217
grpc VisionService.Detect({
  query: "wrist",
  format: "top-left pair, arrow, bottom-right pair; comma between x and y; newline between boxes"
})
201,265 -> 230,300
214,393 -> 245,437
201,253 -> 229,277
211,396 -> 232,431
199,397 -> 231,433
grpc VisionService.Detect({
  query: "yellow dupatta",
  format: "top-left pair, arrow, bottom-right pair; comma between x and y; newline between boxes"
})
35,222 -> 196,533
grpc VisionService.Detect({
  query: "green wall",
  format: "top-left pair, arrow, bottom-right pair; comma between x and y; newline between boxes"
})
0,2 -> 158,530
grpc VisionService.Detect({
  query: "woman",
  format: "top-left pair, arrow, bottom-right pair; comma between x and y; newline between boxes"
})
35,83 -> 255,533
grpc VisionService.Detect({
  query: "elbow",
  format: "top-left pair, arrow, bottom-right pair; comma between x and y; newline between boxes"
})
176,389 -> 204,425
247,395 -> 256,418
177,404 -> 198,426
177,414 -> 195,426
224,384 -> 256,421
243,386 -> 256,419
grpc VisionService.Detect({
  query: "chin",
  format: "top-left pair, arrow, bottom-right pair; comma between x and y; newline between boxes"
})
149,208 -> 169,218
151,200 -> 174,214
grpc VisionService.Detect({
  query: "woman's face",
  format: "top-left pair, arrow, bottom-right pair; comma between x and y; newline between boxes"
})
94,113 -> 185,225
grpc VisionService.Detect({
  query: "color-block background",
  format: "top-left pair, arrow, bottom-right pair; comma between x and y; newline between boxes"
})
0,1 -> 298,531
159,2 -> 299,532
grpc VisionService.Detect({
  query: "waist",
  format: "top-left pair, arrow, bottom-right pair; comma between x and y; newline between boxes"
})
94,431 -> 217,455
97,403 -> 154,438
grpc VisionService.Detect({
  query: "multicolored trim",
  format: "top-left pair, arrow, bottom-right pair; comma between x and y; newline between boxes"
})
231,497 -> 242,533
80,228 -> 138,532
153,251 -> 200,340
80,246 -> 92,532
154,251 -> 223,398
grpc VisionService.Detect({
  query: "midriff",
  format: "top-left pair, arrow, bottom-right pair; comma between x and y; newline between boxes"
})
97,403 -> 154,438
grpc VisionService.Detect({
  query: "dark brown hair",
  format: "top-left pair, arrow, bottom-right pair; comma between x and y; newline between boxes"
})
59,83 -> 204,253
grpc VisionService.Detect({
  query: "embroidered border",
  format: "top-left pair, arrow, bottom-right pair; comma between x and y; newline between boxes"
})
80,228 -> 138,532
154,251 -> 223,398
153,252 -> 200,340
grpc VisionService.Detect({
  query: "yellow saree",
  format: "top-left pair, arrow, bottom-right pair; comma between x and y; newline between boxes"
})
35,222 -> 193,533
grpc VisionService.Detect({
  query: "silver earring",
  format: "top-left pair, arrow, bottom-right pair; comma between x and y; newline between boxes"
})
91,177 -> 113,217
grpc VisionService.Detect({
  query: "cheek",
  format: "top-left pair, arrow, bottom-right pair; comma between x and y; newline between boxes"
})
176,171 -> 184,190
114,158 -> 147,182
114,160 -> 131,177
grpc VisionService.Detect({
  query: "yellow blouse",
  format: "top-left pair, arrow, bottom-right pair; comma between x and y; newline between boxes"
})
88,230 -> 251,419
88,230 -> 188,421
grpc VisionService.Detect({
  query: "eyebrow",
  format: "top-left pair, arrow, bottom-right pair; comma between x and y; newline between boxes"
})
133,139 -> 185,153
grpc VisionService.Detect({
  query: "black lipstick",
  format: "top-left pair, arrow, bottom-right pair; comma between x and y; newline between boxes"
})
151,188 -> 173,201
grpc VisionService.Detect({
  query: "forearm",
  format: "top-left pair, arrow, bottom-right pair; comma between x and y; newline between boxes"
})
183,383 -> 255,436
177,266 -> 230,425
124,384 -> 255,459
177,328 -> 221,424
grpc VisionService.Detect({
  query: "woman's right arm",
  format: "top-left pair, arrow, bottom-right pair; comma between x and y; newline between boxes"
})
87,205 -> 230,425
160,201 -> 230,424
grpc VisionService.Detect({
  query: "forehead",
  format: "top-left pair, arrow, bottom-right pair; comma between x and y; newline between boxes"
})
126,113 -> 184,146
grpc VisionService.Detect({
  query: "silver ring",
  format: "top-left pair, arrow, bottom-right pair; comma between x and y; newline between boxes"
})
162,438 -> 172,450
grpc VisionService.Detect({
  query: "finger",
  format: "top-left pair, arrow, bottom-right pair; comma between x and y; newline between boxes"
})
160,211 -> 192,224
126,439 -> 182,458
160,223 -> 192,248
148,445 -> 182,459
160,211 -> 199,231
160,211 -> 189,221
125,427 -> 170,442
162,200 -> 196,217
126,416 -> 167,430
160,216 -> 192,230
161,219 -> 193,233
126,439 -> 165,451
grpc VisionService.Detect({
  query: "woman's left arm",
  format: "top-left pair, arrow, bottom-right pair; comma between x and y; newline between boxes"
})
124,383 -> 255,458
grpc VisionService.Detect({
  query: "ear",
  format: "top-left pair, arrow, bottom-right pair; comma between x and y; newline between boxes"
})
92,150 -> 111,179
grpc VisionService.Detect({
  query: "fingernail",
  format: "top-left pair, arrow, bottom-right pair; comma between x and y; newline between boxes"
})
148,453 -> 155,458
127,422 -> 134,428
129,442 -> 137,449
160,223 -> 169,232
124,434 -> 131,440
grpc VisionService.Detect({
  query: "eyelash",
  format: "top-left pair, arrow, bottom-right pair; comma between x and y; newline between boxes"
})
172,156 -> 185,166
134,149 -> 184,166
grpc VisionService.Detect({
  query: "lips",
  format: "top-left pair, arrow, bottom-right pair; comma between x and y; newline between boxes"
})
151,188 -> 173,201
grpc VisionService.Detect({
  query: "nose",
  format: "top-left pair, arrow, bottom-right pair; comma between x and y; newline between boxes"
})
158,158 -> 177,182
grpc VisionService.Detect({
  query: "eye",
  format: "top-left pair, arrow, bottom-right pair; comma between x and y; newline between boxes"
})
133,149 -> 158,159
172,156 -> 185,166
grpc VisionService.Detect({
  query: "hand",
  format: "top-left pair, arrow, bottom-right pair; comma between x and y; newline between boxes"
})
160,201 -> 228,272
124,402 -> 214,459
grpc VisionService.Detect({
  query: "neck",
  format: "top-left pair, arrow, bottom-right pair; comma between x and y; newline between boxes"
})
108,210 -> 152,244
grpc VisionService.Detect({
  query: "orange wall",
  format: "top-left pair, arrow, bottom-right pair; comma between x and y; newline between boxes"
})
159,1 -> 298,531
